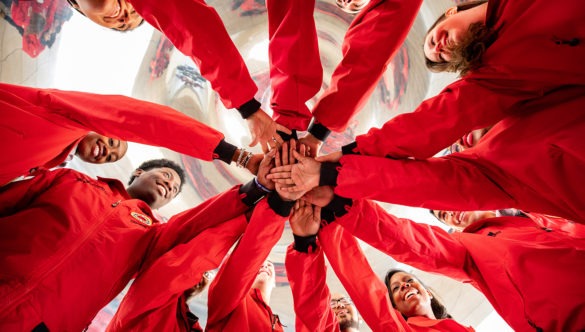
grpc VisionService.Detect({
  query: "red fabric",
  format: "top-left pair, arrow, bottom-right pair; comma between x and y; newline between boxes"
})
311,0 -> 423,132
129,0 -> 257,109
0,83 -> 224,186
266,0 -> 322,130
355,0 -> 585,157
285,244 -> 339,332
206,199 -> 285,331
0,169 -> 248,331
336,199 -> 585,332
336,91 -> 585,223
107,215 -> 248,332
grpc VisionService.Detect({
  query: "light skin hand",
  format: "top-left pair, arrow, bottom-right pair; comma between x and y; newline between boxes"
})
315,151 -> 342,163
298,133 -> 322,158
268,148 -> 321,193
275,140 -> 309,201
302,186 -> 335,207
290,199 -> 321,237
246,109 -> 292,153
257,149 -> 277,191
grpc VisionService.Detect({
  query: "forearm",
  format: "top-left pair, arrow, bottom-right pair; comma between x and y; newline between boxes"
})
285,244 -> 338,332
334,154 -> 517,211
336,199 -> 470,281
312,0 -> 422,132
130,0 -> 257,109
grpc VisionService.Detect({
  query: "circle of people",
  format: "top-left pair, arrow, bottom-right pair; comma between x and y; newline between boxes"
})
1,0 -> 584,331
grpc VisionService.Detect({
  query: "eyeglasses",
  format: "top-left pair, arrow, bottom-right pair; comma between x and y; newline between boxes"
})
330,297 -> 352,307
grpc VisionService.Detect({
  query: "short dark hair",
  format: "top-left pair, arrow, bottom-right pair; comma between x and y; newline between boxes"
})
384,269 -> 452,319
128,159 -> 186,193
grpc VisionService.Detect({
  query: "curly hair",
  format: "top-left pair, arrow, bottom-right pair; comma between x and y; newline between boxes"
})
384,269 -> 452,319
127,159 -> 186,193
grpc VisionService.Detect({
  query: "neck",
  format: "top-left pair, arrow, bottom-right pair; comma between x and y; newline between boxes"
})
255,284 -> 272,305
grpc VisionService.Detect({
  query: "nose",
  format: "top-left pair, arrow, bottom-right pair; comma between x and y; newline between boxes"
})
400,282 -> 411,291
118,10 -> 130,23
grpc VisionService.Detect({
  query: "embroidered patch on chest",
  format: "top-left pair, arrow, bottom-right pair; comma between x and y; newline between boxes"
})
130,212 -> 153,226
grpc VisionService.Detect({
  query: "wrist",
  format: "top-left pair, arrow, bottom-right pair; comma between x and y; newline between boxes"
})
293,234 -> 318,253
214,139 -> 238,164
341,141 -> 360,155
307,119 -> 331,141
319,162 -> 341,187
239,179 -> 267,207
254,177 -> 273,193
237,98 -> 261,119
267,193 -> 295,217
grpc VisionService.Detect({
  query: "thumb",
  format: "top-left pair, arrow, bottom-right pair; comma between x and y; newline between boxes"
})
313,205 -> 322,221
292,150 -> 306,162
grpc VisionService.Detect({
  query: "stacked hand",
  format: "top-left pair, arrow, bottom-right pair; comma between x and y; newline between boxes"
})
273,140 -> 310,201
267,147 -> 322,193
289,199 -> 321,237
247,109 -> 292,153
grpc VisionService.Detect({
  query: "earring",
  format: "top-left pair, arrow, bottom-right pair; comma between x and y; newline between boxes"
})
445,6 -> 458,17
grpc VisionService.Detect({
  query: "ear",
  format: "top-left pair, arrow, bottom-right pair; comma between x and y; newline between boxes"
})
132,169 -> 144,178
426,289 -> 433,299
445,6 -> 458,17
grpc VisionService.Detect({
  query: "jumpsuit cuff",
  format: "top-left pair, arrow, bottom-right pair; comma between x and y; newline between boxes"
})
319,162 -> 341,187
236,98 -> 261,119
277,129 -> 298,141
239,179 -> 268,207
321,195 -> 353,223
267,193 -> 295,217
307,120 -> 331,141
341,141 -> 360,155
213,139 -> 238,164
293,234 -> 318,253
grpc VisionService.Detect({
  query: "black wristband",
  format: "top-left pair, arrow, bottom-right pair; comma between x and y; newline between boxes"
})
267,193 -> 295,217
293,234 -> 318,253
307,120 -> 331,141
213,139 -> 238,164
319,162 -> 341,187
239,179 -> 267,207
322,194 -> 353,223
236,98 -> 261,119
342,141 -> 360,155
277,129 -> 298,141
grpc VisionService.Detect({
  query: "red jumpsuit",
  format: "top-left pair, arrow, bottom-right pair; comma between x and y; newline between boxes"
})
0,83 -> 229,186
205,199 -> 286,332
286,226 -> 474,332
106,215 -> 248,332
334,199 -> 585,332
311,0 -> 423,132
0,168 -> 248,331
266,0 -> 322,130
128,0 -> 257,110
334,0 -> 585,221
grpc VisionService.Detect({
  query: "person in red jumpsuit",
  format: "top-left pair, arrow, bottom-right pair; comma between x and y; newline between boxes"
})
0,83 -> 261,187
269,0 -> 585,223
286,199 -> 474,331
0,158 -> 272,331
305,186 -> 585,332
66,0 -> 291,152
106,150 -> 282,331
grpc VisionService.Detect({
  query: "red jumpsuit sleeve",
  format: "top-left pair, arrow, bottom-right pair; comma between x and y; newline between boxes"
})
130,0 -> 257,109
206,199 -> 286,326
354,80 -> 513,158
0,83 -> 224,161
284,243 -> 339,332
107,215 -> 248,332
266,0 -> 322,130
319,223 -> 411,332
0,168 -> 65,215
311,0 -> 422,132
147,185 -> 249,261
336,199 -> 471,282
335,154 -> 520,212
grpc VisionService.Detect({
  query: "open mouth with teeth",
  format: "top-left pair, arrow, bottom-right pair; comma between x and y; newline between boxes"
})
157,184 -> 167,198
405,289 -> 419,300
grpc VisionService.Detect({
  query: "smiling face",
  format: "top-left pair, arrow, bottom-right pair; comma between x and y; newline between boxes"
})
433,210 -> 496,230
423,3 -> 487,65
335,0 -> 370,14
330,293 -> 359,330
76,132 -> 128,164
126,166 -> 181,209
253,260 -> 276,288
70,0 -> 143,31
388,272 -> 435,319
